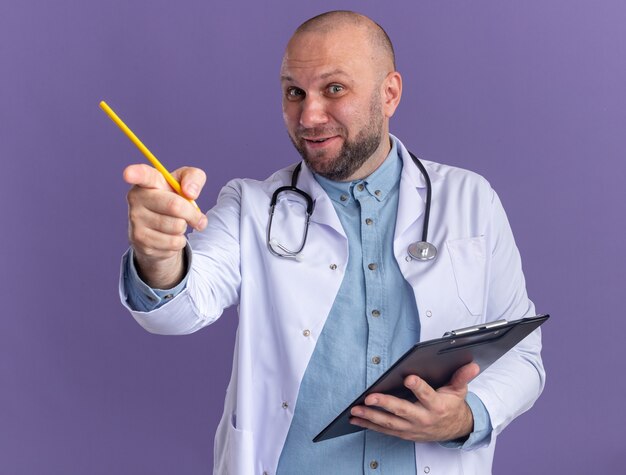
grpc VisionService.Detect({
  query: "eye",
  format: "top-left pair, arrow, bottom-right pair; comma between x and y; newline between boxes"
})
285,87 -> 305,101
327,84 -> 344,95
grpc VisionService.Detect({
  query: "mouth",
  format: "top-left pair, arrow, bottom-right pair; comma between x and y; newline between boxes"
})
301,136 -> 340,148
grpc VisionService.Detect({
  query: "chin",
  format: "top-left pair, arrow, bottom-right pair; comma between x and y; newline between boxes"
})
305,155 -> 336,174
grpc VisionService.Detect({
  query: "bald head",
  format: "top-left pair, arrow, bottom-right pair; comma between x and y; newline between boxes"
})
290,11 -> 396,72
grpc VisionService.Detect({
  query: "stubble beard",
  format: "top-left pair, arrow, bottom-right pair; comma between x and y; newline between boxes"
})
289,96 -> 385,181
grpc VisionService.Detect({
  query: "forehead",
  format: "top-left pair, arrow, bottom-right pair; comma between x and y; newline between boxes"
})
281,29 -> 376,84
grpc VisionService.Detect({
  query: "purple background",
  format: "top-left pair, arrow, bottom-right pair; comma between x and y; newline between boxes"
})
1,1 -> 624,473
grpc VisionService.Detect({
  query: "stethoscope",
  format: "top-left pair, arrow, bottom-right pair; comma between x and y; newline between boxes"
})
267,151 -> 438,262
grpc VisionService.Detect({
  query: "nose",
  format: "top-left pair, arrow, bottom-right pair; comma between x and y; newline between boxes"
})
299,95 -> 328,129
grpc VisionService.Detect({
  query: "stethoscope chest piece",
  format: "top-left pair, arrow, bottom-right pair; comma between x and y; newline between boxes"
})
408,241 -> 437,261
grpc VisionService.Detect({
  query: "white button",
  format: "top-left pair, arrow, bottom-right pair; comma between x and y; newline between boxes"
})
426,310 -> 433,317
405,255 -> 412,262
303,329 -> 311,337
424,467 -> 431,474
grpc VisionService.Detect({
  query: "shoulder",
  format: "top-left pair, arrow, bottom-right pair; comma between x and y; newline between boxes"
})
218,163 -> 298,196
425,159 -> 492,191
413,159 -> 496,210
394,135 -> 494,198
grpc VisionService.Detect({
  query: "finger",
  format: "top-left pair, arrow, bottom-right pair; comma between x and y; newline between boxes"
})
404,374 -> 437,409
124,164 -> 169,190
128,187 -> 207,231
128,192 -> 190,236
141,209 -> 189,236
130,225 -> 188,257
448,362 -> 480,391
173,166 -> 207,200
362,393 -> 421,422
350,405 -> 412,433
349,416 -> 406,440
150,192 -> 206,229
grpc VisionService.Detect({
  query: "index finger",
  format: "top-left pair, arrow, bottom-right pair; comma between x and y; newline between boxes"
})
403,375 -> 437,409
404,362 -> 479,409
146,190 -> 207,231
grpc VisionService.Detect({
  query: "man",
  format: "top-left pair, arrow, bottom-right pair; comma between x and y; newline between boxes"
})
120,11 -> 544,475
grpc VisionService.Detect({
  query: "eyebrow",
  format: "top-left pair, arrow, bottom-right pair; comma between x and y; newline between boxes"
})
320,69 -> 349,79
280,69 -> 350,83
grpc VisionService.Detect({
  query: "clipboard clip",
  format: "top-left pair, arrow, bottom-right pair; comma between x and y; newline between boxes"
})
443,319 -> 509,338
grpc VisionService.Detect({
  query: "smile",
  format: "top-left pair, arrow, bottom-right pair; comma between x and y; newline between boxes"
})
302,136 -> 340,146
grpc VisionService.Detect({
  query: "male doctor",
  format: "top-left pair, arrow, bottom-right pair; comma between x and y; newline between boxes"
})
120,10 -> 544,475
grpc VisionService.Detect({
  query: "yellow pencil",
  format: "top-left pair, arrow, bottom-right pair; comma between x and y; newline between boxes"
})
99,100 -> 200,211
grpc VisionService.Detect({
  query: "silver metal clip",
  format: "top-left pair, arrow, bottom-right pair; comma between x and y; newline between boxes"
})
443,319 -> 508,338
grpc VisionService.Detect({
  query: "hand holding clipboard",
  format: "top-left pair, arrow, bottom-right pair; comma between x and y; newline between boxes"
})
314,314 -> 549,442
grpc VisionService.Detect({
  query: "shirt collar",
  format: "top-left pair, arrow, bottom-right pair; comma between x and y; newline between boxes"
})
314,136 -> 402,207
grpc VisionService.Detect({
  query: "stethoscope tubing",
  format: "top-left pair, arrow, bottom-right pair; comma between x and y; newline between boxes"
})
408,151 -> 432,244
267,151 -> 437,261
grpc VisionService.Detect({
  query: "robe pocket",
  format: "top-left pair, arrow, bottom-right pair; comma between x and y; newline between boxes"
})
225,415 -> 255,475
446,236 -> 487,316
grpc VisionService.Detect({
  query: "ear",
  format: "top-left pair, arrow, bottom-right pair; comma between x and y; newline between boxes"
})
381,71 -> 402,118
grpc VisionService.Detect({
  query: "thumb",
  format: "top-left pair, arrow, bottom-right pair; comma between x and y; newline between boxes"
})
448,362 -> 480,391
173,166 -> 207,200
123,164 -> 168,190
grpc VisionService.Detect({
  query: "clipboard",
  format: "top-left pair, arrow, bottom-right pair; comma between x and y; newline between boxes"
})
313,314 -> 549,443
